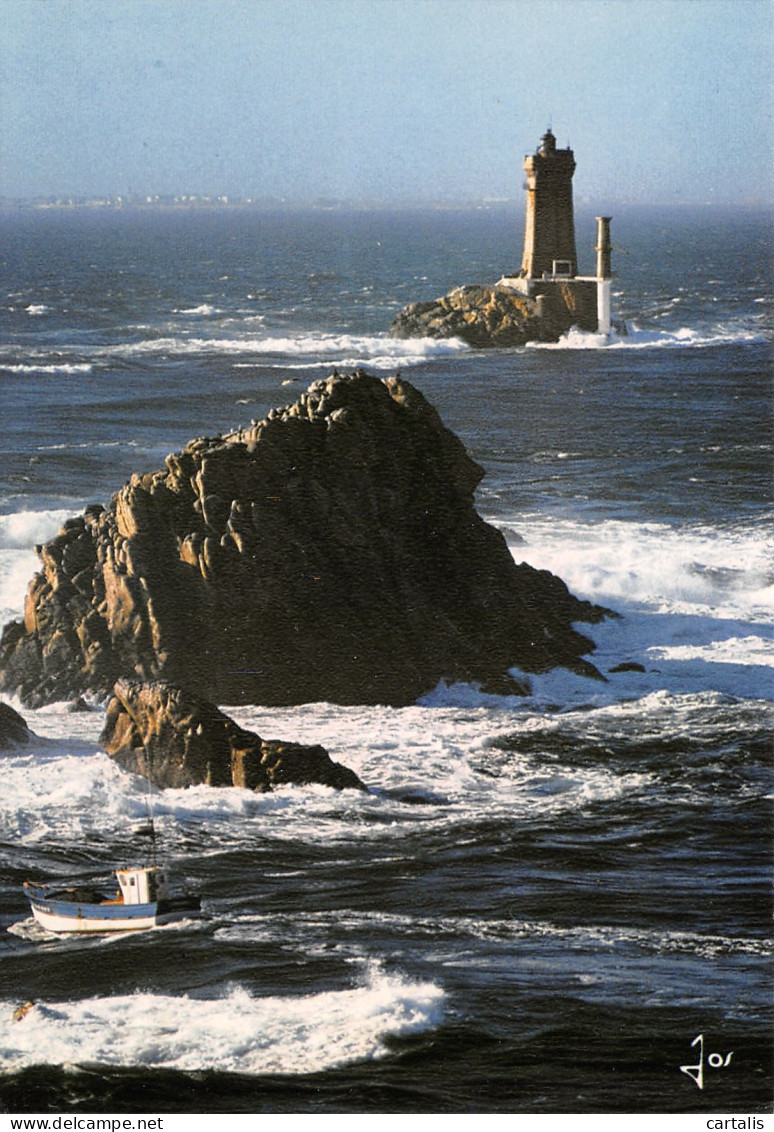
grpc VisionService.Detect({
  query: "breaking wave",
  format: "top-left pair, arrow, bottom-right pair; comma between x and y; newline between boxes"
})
174,304 -> 221,316
99,331 -> 468,369
0,509 -> 73,550
0,510 -> 75,627
528,323 -> 768,350
0,363 -> 94,375
0,966 -> 444,1075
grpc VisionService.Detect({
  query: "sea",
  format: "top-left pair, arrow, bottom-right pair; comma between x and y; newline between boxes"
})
0,202 -> 771,1115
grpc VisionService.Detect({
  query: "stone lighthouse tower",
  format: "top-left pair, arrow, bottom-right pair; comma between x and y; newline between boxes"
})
520,128 -> 578,281
496,126 -> 611,334
388,125 -> 618,343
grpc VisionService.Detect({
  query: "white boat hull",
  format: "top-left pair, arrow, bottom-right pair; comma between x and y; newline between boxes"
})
24,876 -> 201,934
30,905 -> 162,933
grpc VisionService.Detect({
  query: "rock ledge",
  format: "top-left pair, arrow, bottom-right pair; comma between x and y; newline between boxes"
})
0,701 -> 30,748
101,679 -> 366,793
389,281 -> 597,347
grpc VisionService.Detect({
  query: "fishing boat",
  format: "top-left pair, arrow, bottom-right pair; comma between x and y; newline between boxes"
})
24,863 -> 201,933
24,742 -> 201,934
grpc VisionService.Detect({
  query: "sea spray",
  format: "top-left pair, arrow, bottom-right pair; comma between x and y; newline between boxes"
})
0,966 -> 445,1075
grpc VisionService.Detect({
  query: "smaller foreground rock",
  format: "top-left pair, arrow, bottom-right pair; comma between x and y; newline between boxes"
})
101,679 -> 366,793
0,701 -> 30,748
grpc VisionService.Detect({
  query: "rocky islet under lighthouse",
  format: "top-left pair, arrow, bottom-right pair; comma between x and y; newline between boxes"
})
389,128 -> 614,347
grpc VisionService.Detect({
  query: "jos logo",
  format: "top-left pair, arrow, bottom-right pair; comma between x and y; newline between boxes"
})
680,1033 -> 734,1090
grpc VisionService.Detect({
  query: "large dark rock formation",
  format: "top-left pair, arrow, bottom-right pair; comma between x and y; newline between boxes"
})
0,371 -> 608,708
390,282 -> 597,347
0,701 -> 30,748
102,679 -> 365,792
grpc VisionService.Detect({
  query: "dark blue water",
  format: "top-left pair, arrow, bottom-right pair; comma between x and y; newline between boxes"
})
0,205 -> 771,1114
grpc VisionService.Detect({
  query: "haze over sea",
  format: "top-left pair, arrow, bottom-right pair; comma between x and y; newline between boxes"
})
0,202 -> 771,1114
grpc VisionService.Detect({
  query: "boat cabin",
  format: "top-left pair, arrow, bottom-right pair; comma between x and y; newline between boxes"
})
115,866 -> 171,905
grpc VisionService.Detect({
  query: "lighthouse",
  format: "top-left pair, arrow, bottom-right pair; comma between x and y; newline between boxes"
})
498,129 -> 614,336
520,128 -> 578,281
391,127 -> 619,346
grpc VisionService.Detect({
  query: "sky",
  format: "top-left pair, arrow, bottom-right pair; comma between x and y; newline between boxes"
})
1,0 -> 772,206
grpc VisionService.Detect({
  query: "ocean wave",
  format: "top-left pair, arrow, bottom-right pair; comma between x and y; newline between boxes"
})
0,549 -> 39,627
0,363 -> 94,376
173,304 -> 221,316
0,509 -> 81,631
497,515 -> 774,622
0,691 -> 658,851
0,508 -> 73,550
214,908 -> 770,961
426,637 -> 773,713
235,349 -> 467,373
0,966 -> 444,1074
100,332 -> 468,367
496,511 -> 774,704
646,634 -> 774,670
35,439 -> 137,452
528,323 -> 769,350
24,304 -> 49,316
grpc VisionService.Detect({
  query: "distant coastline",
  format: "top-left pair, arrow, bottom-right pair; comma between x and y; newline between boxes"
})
1,195 -> 771,214
0,194 -> 519,213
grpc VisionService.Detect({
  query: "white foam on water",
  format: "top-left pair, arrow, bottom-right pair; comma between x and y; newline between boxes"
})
527,323 -> 767,350
232,348 -> 465,372
0,549 -> 38,626
0,496 -> 768,860
0,509 -> 75,624
0,502 -> 768,852
0,692 -> 657,854
100,331 -> 468,368
2,325 -> 467,375
0,745 -> 146,845
24,304 -> 49,316
221,700 -> 655,840
501,514 -> 773,619
0,363 -> 94,375
214,907 -> 770,961
0,965 -> 444,1074
490,517 -> 772,706
0,509 -> 73,551
35,439 -> 136,452
207,912 -> 769,1020
528,327 -> 619,350
174,304 -> 220,316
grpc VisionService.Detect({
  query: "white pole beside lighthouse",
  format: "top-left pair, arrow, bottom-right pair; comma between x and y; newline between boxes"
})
595,216 -> 612,336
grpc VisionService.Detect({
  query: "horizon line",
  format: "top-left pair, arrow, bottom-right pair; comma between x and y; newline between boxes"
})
2,193 -> 772,212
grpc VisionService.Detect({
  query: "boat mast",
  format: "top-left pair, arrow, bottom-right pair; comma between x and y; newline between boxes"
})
143,747 -> 158,868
